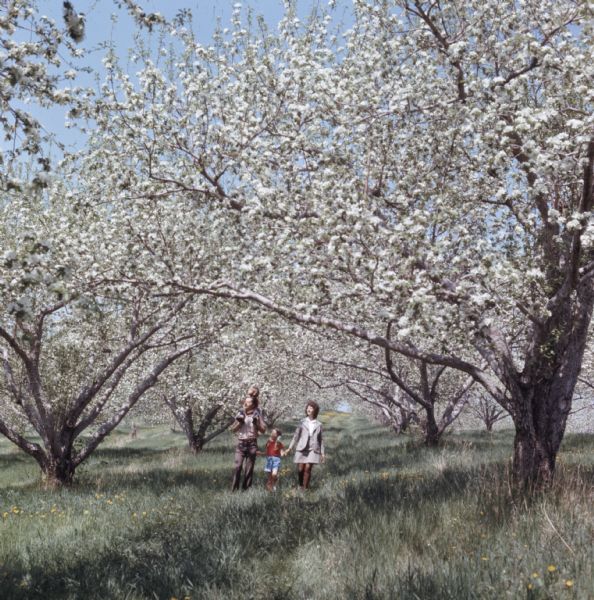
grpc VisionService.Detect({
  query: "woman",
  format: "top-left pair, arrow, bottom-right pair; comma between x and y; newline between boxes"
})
230,385 -> 266,491
283,400 -> 325,490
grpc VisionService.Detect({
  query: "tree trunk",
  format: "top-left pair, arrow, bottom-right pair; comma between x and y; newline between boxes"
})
399,407 -> 416,432
512,428 -> 556,490
176,407 -> 197,452
504,267 -> 594,489
510,379 -> 574,489
41,449 -> 76,487
423,409 -> 440,447
188,436 -> 204,454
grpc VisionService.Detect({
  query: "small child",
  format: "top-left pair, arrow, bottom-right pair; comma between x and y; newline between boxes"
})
258,428 -> 284,491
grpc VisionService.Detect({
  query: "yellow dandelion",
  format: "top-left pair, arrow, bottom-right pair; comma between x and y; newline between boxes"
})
527,583 -> 533,590
106,499 -> 113,505
547,565 -> 557,573
531,572 -> 539,578
132,512 -> 137,518
83,510 -> 90,515
142,511 -> 147,517
480,556 -> 488,561
2,512 -> 8,519
565,580 -> 574,588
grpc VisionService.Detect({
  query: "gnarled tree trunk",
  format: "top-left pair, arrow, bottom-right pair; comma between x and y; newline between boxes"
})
41,450 -> 76,487
423,409 -> 440,447
509,277 -> 593,488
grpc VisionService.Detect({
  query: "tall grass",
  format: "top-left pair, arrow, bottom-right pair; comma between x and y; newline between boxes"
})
0,414 -> 592,599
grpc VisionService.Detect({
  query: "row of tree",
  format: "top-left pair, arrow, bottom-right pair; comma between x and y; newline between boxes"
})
1,0 -> 593,489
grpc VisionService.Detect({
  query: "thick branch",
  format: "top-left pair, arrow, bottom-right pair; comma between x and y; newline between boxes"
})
70,298 -> 189,422
73,344 -> 194,466
173,280 -> 506,400
0,416 -> 44,464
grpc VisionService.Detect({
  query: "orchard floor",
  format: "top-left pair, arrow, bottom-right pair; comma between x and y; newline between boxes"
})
0,413 -> 593,600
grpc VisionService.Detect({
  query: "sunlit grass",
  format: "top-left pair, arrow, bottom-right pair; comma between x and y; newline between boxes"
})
0,416 -> 592,599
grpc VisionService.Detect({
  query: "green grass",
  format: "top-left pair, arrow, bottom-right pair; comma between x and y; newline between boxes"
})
0,414 -> 593,599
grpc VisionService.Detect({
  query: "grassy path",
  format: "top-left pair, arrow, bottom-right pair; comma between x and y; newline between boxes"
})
0,412 -> 592,599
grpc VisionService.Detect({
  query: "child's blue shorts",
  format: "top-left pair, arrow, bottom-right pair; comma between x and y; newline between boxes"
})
264,456 -> 281,472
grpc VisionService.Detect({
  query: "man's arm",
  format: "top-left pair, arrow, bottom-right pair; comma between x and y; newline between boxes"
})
254,410 -> 267,434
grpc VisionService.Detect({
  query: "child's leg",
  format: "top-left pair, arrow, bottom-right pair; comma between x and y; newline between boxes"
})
264,457 -> 273,490
271,467 -> 279,490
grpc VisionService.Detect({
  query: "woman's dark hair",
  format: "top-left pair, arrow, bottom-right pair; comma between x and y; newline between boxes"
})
305,401 -> 320,418
273,428 -> 282,437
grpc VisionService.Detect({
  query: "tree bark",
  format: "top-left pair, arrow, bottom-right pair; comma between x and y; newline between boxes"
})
423,409 -> 441,447
510,381 -> 574,489
509,275 -> 594,488
188,436 -> 204,454
40,443 -> 76,487
512,428 -> 556,490
164,398 -> 231,455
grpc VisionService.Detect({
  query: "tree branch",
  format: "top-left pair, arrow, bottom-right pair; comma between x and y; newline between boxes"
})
73,343 -> 195,467
172,280 -> 507,401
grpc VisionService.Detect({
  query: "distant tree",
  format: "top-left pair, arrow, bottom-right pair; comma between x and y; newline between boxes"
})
469,394 -> 510,433
158,347 -> 242,454
345,381 -> 418,435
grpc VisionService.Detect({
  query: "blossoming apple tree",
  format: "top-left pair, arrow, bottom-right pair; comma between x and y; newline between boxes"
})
81,0 -> 593,488
0,169 -> 214,485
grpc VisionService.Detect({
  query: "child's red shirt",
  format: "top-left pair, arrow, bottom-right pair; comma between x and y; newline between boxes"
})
265,439 -> 284,457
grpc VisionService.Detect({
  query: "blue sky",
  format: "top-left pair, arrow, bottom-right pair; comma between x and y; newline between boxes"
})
53,1 -> 299,49
34,1 -> 336,153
